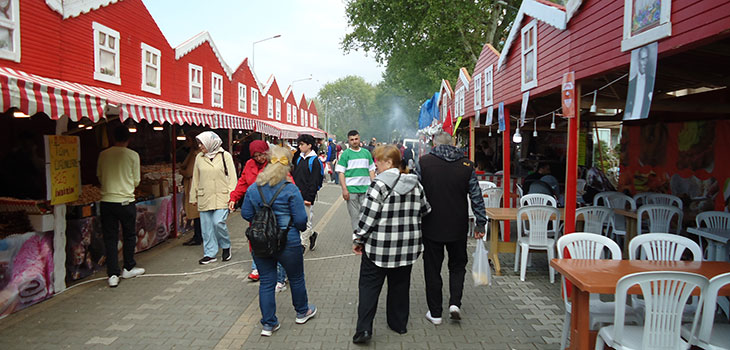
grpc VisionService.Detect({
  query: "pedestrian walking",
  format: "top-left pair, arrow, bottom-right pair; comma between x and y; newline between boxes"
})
414,132 -> 487,324
241,146 -> 317,337
325,138 -> 339,184
97,125 -> 144,287
190,131 -> 237,265
291,134 -> 324,251
180,131 -> 202,246
336,130 -> 375,233
351,145 -> 431,344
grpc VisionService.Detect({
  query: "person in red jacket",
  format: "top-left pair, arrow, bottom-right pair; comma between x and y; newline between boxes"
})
229,140 -> 269,281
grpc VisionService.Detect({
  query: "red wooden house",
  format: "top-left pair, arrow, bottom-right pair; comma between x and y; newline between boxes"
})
283,85 -> 299,126
298,94 -> 309,128
308,100 -> 319,130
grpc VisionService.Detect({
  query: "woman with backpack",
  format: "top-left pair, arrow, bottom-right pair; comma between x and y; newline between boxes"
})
241,146 -> 317,336
190,131 -> 237,265
351,145 -> 431,344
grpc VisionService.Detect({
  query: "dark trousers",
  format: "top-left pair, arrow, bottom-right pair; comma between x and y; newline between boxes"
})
192,218 -> 202,242
422,237 -> 467,317
356,254 -> 412,333
100,202 -> 137,277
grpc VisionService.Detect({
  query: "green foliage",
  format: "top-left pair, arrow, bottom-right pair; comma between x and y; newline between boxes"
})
342,0 -> 518,108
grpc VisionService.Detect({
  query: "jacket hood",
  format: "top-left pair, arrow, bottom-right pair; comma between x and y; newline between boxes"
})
431,144 -> 465,162
376,170 -> 419,195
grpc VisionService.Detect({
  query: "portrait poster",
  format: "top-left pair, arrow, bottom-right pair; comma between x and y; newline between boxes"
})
520,91 -> 529,127
623,42 -> 657,121
498,102 -> 505,132
486,106 -> 493,126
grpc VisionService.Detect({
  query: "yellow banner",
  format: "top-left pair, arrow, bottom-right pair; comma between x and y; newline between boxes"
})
45,135 -> 80,205
578,131 -> 587,166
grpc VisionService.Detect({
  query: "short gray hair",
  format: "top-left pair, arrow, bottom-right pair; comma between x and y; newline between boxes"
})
432,132 -> 453,146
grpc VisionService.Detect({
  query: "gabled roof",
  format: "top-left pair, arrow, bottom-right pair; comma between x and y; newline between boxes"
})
497,0 -> 583,70
439,79 -> 453,100
232,58 -> 265,92
309,100 -> 318,114
283,85 -> 293,100
458,68 -> 472,90
299,95 -> 309,111
45,0 -> 120,19
175,31 -> 233,80
262,75 -> 283,97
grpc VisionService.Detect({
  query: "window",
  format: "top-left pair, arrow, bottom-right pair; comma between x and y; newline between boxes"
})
250,88 -> 259,115
312,114 -> 317,128
275,99 -> 282,120
211,72 -> 223,108
621,0 -> 672,51
455,87 -> 465,116
484,65 -> 494,107
303,111 -> 308,127
238,83 -> 247,113
521,20 -> 538,91
188,64 -> 203,103
292,106 -> 297,124
286,103 -> 292,122
473,72 -> 482,111
140,43 -> 161,94
441,94 -> 448,121
267,95 -> 273,119
0,0 -> 20,62
93,22 -> 121,85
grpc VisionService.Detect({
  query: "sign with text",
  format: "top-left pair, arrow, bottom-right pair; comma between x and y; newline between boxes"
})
561,72 -> 576,119
44,135 -> 81,205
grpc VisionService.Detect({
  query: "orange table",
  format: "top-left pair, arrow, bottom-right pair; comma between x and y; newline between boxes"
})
550,259 -> 730,350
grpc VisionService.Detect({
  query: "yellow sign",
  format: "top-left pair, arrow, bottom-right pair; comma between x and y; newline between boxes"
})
45,135 -> 80,205
578,131 -> 587,166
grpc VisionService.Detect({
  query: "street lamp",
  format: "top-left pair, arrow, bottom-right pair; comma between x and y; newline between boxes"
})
291,75 -> 312,85
324,96 -> 341,135
252,34 -> 282,72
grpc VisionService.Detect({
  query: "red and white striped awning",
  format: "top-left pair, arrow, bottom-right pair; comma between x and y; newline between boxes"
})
212,113 -> 256,130
0,67 -> 213,126
262,120 -> 301,139
255,120 -> 283,137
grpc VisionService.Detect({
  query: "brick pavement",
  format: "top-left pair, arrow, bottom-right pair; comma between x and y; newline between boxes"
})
0,184 -> 565,349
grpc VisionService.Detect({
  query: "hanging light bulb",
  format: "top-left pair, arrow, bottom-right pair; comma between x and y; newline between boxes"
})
512,127 -> 522,144
176,128 -> 186,141
533,118 -> 538,137
550,112 -> 556,130
488,125 -> 492,137
590,90 -> 597,113
78,123 -> 86,128
13,109 -> 30,118
128,122 -> 137,133
153,123 -> 164,131
85,125 -> 93,130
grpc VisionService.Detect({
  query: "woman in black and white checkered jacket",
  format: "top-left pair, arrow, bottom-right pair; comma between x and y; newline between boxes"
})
351,145 -> 431,345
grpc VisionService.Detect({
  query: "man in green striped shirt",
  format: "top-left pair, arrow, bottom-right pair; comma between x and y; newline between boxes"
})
336,130 -> 375,232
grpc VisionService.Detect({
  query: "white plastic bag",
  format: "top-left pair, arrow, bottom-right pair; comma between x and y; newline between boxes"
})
471,239 -> 492,286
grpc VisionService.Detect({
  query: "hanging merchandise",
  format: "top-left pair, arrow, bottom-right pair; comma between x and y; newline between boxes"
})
486,105 -> 493,125
442,108 -> 454,135
453,116 -> 463,136
498,102 -> 505,133
520,91 -> 529,127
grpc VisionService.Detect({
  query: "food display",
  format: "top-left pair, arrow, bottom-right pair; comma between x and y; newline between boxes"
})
67,185 -> 102,206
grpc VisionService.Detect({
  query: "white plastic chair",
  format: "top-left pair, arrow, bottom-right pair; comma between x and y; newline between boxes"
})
595,271 -> 708,350
479,180 -> 497,191
628,233 -> 702,261
682,272 -> 730,350
594,192 -> 636,240
483,188 -> 504,240
514,206 -> 559,283
576,206 -> 613,237
521,193 -> 557,207
636,204 -> 684,235
633,192 -> 659,208
648,193 -> 683,209
695,211 -> 730,259
557,233 -> 636,350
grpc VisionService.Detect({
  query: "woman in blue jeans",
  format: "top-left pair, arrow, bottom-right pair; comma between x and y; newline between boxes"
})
241,145 -> 317,336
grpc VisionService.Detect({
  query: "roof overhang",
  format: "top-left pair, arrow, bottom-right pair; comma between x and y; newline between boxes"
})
175,31 -> 233,80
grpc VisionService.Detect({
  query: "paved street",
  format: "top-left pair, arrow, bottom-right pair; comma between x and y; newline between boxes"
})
0,184 -> 564,349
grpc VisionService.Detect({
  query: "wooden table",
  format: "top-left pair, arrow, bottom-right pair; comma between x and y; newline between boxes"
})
485,207 -> 564,275
613,209 -> 638,258
550,259 -> 730,350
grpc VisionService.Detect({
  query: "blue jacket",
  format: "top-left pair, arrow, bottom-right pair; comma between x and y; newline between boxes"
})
241,181 -> 308,247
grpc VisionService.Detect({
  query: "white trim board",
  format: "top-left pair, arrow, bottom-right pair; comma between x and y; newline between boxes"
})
175,31 -> 233,80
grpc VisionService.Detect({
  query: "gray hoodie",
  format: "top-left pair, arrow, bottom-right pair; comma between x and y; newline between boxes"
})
375,169 -> 419,196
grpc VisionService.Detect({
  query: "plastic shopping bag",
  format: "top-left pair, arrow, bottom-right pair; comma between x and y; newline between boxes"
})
471,239 -> 492,286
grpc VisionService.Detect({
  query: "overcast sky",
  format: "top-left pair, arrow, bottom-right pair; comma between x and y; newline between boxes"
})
142,0 -> 385,100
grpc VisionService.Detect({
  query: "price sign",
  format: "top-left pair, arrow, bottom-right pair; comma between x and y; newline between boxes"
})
45,135 -> 81,205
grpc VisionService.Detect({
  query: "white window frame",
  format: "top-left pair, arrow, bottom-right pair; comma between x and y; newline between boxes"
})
484,65 -> 494,107
455,87 -> 465,116
250,88 -> 259,115
92,22 -> 121,85
0,0 -> 21,62
267,95 -> 274,119
275,99 -> 281,120
140,43 -> 161,95
521,19 -> 538,91
441,94 -> 448,121
473,72 -> 482,111
286,103 -> 292,122
238,83 -> 247,113
188,64 -> 203,104
292,106 -> 298,124
621,0 -> 672,51
312,114 -> 317,128
211,72 -> 223,108
303,110 -> 308,127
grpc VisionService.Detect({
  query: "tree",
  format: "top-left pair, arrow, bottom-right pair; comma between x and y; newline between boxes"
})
342,0 -> 519,108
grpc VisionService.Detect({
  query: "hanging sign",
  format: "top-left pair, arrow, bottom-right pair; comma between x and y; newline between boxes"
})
498,102 -> 505,132
520,91 -> 529,126
44,135 -> 81,205
486,105 -> 493,125
561,72 -> 576,119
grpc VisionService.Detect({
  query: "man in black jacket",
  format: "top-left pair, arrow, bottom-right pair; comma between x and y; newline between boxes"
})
292,134 -> 324,251
415,132 -> 487,324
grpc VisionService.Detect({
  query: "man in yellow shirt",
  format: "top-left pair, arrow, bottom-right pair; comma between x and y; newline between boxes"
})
97,126 -> 144,287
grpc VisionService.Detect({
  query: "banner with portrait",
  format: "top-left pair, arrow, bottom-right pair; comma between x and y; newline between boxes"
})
623,42 -> 658,121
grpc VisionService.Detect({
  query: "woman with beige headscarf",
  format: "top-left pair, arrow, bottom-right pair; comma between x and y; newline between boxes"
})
190,131 -> 237,265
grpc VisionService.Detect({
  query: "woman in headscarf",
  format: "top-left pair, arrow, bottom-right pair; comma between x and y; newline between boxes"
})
181,131 -> 202,246
241,146 -> 316,336
190,131 -> 237,265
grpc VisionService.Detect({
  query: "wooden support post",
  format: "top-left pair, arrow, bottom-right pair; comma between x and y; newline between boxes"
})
171,124 -> 178,238
469,117 -> 475,162
502,108 -> 511,242
564,84 -> 581,234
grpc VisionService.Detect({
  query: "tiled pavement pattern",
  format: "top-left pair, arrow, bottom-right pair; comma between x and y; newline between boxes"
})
0,184 -> 565,349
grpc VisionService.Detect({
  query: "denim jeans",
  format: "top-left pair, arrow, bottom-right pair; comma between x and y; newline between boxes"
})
253,244 -> 309,327
199,209 -> 231,258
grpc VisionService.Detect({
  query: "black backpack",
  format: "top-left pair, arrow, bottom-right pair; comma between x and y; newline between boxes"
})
245,183 -> 291,258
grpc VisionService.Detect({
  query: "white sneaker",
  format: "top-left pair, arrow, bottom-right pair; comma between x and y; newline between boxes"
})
121,267 -> 145,279
260,324 -> 280,336
425,311 -> 442,325
108,275 -> 119,288
449,305 -> 461,320
275,282 -> 287,293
